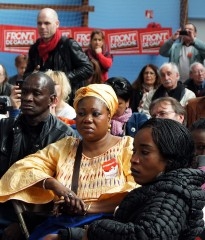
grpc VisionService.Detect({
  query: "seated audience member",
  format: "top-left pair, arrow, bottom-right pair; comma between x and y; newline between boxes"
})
184,62 -> 205,97
186,96 -> 205,128
159,22 -> 205,83
131,64 -> 161,112
190,118 -> 205,157
0,64 -> 12,96
0,72 -> 76,240
189,119 -> 205,226
0,84 -> 137,240
45,70 -> 76,119
106,77 -> 148,138
142,62 -> 196,118
149,96 -> 186,125
44,118 -> 205,240
9,54 -> 28,85
85,29 -> 112,82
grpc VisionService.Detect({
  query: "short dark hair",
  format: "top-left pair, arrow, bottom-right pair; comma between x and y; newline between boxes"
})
15,54 -> 28,67
106,77 -> 133,103
139,118 -> 195,172
24,71 -> 56,96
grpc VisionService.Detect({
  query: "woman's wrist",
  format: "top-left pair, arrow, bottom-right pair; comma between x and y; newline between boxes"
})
41,177 -> 54,190
42,178 -> 48,189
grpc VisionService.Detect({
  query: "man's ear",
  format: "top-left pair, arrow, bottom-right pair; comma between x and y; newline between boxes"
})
49,94 -> 57,105
56,20 -> 60,28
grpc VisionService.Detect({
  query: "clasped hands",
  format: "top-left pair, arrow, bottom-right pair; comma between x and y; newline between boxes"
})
52,191 -> 87,216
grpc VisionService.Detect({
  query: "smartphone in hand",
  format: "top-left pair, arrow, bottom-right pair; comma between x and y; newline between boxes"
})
16,79 -> 24,89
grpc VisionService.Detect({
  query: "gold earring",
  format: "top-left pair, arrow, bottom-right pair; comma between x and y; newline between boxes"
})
108,123 -> 111,132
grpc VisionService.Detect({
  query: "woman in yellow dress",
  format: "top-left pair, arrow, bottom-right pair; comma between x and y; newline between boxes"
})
0,83 -> 137,239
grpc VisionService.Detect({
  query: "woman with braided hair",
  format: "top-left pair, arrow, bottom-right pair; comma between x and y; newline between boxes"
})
44,118 -> 205,240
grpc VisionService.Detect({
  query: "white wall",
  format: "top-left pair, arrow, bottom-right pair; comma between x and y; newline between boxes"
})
190,19 -> 205,41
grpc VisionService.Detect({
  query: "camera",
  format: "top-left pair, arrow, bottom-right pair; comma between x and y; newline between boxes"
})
0,96 -> 12,114
179,30 -> 188,36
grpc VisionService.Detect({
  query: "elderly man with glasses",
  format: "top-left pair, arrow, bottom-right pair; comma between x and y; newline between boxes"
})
184,62 -> 205,97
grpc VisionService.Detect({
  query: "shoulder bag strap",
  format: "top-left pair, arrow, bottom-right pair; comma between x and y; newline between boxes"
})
71,141 -> 83,194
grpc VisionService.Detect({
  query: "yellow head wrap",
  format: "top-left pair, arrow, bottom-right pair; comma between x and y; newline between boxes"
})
73,84 -> 118,117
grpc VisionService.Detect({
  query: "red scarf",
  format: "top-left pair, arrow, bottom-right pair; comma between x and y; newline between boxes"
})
38,29 -> 61,62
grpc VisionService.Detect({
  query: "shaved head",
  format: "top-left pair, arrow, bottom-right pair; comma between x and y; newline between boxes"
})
37,8 -> 60,42
38,8 -> 59,21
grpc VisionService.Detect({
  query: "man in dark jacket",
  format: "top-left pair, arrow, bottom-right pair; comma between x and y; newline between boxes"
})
184,62 -> 205,97
0,72 -> 76,240
24,8 -> 93,106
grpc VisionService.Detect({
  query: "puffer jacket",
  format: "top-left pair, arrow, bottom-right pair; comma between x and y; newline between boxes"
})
0,113 -> 76,178
87,169 -> 205,240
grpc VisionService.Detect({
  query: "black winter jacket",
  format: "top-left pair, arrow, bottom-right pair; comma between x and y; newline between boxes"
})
0,82 -> 12,96
87,169 -> 205,240
184,78 -> 205,97
0,113 -> 76,178
24,36 -> 93,88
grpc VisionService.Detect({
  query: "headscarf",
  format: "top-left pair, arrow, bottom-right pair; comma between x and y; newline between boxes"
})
73,84 -> 118,117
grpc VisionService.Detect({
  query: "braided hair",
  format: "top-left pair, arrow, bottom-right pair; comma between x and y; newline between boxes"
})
140,118 -> 195,172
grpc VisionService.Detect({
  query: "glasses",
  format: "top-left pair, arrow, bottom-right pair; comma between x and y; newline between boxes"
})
151,111 -> 175,118
192,69 -> 204,75
143,71 -> 155,76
